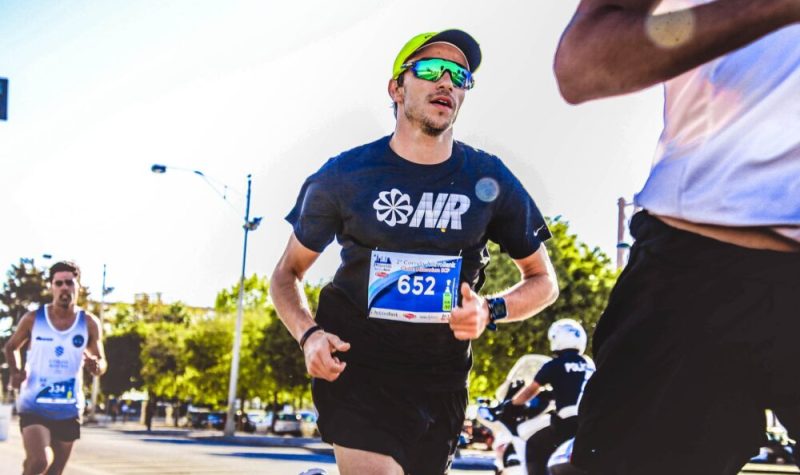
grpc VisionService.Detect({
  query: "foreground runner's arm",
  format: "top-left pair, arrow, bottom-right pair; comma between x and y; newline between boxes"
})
270,234 -> 351,382
83,314 -> 107,376
449,243 -> 558,341
2,312 -> 34,389
556,0 -> 800,103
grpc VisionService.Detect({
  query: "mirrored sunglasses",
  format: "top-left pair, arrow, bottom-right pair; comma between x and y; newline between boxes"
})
400,58 -> 475,90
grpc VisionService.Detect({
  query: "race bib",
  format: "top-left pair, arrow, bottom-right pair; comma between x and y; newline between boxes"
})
368,250 -> 462,323
35,378 -> 77,404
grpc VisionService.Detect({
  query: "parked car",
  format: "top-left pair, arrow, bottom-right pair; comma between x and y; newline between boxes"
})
298,410 -> 319,438
207,411 -> 226,430
187,409 -> 211,429
186,410 -> 235,430
273,412 -> 302,436
243,410 -> 273,434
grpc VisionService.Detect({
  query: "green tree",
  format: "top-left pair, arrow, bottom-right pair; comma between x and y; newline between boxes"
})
183,315 -> 234,406
215,274 -> 270,314
470,218 -> 618,396
216,277 -> 321,408
102,330 -> 144,396
140,321 -> 189,400
0,259 -> 49,328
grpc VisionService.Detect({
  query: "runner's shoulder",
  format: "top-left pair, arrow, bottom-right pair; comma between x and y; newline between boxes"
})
455,141 -> 512,173
15,310 -> 38,331
320,136 -> 390,175
81,310 -> 102,331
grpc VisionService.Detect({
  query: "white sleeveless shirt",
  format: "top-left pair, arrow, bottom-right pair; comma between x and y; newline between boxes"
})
17,305 -> 88,420
635,0 -> 800,241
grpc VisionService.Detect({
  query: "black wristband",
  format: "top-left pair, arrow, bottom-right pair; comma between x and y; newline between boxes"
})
299,325 -> 323,350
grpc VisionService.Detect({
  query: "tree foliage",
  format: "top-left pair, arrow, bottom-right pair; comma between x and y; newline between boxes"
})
470,218 -> 618,396
102,331 -> 144,396
0,259 -> 49,327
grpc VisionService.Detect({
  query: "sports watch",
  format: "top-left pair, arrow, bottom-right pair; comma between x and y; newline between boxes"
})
486,297 -> 508,331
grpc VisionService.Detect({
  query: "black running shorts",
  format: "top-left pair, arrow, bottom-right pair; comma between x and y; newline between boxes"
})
572,212 -> 800,475
312,372 -> 467,475
19,413 -> 81,442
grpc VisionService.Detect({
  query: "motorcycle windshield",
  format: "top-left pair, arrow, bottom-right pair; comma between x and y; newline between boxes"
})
495,354 -> 552,402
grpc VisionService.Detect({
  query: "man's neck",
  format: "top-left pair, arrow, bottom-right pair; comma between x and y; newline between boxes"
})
48,303 -> 76,320
390,122 -> 454,165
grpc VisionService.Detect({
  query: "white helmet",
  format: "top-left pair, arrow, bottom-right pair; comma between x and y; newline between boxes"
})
548,319 -> 587,354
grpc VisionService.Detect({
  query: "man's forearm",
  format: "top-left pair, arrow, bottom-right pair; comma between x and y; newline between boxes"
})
270,271 -> 318,344
499,273 -> 559,323
3,347 -> 18,374
556,0 -> 799,103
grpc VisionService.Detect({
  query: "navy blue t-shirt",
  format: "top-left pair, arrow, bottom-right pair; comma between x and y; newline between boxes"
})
287,135 -> 551,389
535,350 -> 595,410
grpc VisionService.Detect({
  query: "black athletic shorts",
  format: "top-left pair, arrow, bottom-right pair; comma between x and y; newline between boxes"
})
312,371 -> 467,475
572,212 -> 800,475
19,413 -> 81,442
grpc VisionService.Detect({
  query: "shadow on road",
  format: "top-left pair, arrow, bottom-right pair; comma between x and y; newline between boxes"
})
213,452 -> 335,463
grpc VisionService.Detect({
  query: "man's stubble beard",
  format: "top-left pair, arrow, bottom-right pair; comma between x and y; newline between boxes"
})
57,293 -> 72,309
404,104 -> 456,137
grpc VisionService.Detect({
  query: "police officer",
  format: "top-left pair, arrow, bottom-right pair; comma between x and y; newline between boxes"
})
511,319 -> 594,475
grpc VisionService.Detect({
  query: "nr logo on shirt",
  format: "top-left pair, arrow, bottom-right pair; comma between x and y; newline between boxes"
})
373,188 -> 471,230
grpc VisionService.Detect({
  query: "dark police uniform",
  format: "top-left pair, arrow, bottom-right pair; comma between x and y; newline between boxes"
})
527,350 -> 594,475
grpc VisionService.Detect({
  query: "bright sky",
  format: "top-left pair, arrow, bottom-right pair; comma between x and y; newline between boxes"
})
0,1 -> 664,308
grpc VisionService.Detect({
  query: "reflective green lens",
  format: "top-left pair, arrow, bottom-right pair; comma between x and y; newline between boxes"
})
405,58 -> 474,89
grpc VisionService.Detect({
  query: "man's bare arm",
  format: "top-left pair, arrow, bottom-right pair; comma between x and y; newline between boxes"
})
556,0 -> 800,103
2,312 -> 34,388
84,314 -> 107,376
270,234 -> 351,382
501,244 -> 560,324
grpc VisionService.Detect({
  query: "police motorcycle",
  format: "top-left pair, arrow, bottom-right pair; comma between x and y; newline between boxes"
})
478,319 -> 591,475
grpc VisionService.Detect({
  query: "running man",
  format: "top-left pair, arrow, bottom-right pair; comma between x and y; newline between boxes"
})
271,29 -> 559,474
3,260 -> 107,475
553,1 -> 800,473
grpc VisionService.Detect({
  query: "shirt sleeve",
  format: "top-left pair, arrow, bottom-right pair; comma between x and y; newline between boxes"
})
486,165 -> 551,259
285,161 -> 341,253
534,359 -> 556,386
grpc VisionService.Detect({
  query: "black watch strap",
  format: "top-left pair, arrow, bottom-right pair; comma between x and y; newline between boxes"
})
486,297 -> 508,331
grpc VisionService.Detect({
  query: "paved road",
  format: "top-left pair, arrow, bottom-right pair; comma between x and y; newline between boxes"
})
0,422 -> 494,475
1,420 -> 798,474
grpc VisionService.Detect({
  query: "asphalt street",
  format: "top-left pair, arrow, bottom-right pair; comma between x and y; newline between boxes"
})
0,420 -> 495,475
0,419 -> 798,475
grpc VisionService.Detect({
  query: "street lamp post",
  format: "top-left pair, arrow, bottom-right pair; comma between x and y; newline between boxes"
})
89,264 -> 112,421
151,165 -> 261,437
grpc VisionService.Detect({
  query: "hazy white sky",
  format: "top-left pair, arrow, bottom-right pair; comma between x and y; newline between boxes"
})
0,1 -> 664,307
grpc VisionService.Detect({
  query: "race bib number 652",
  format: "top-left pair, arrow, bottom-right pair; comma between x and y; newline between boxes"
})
367,250 -> 462,323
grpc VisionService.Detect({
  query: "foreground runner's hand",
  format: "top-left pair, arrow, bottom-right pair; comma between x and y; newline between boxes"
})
449,282 -> 491,340
304,331 -> 351,382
